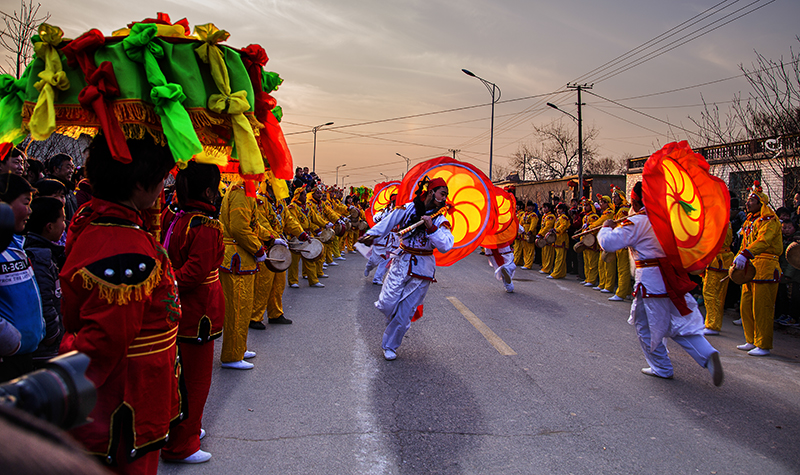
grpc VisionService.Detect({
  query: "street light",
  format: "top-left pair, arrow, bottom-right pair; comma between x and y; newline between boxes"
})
341,175 -> 350,188
396,153 -> 411,174
547,102 -> 584,199
379,172 -> 389,181
336,164 -> 346,186
463,68 -> 501,181
312,121 -> 334,173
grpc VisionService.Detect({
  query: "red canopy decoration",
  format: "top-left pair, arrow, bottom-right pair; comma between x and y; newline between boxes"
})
367,181 -> 400,227
480,187 -> 518,249
397,157 -> 497,266
642,141 -> 729,273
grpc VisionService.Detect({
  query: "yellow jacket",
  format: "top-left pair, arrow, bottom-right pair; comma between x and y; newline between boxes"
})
254,194 -> 278,243
537,212 -> 555,238
220,184 -> 262,274
553,214 -> 571,248
741,211 -> 782,282
522,211 -> 539,236
707,224 -> 734,272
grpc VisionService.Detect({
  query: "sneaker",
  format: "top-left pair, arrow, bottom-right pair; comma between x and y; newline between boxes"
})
322,264 -> 328,269
539,270 -> 547,274
592,286 -> 602,291
500,268 -> 512,285
703,328 -> 720,336
249,320 -> 266,330
289,283 -> 300,288
221,360 -> 254,370
336,256 -> 346,261
546,275 -> 554,279
164,449 -> 212,464
736,342 -> 756,351
707,352 -> 724,386
199,428 -> 206,440
384,349 -> 397,361
268,315 -> 293,324
243,350 -> 256,359
641,367 -> 673,379
747,347 -> 770,357
608,295 -> 624,302
584,282 -> 595,287
504,282 -> 514,293
520,266 -> 531,270
329,261 -> 339,266
319,274 -> 329,278
732,319 -> 742,326
311,282 -> 325,288
600,289 -> 612,294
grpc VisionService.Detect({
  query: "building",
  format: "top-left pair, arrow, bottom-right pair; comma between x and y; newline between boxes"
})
494,174 -> 626,204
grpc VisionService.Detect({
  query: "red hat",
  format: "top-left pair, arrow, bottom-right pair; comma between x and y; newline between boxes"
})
428,177 -> 447,190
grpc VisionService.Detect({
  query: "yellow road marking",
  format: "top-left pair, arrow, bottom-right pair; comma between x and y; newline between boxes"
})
446,296 -> 517,356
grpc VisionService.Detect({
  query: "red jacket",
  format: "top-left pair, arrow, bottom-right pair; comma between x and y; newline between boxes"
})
162,200 -> 225,343
60,198 -> 182,463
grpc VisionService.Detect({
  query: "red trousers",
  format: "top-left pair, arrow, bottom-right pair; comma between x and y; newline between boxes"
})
110,445 -> 159,475
160,341 -> 214,460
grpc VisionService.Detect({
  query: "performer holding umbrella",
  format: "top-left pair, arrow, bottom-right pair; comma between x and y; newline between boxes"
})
597,142 -> 729,386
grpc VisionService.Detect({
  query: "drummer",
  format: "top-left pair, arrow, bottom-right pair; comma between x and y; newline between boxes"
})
513,201 -> 525,267
548,203 -> 571,279
309,187 -> 341,269
520,201 -> 538,270
537,202 -> 556,274
594,194 -> 616,293
579,198 -> 600,288
285,186 -> 325,288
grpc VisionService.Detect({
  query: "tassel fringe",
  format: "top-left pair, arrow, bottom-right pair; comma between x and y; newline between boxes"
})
73,259 -> 163,306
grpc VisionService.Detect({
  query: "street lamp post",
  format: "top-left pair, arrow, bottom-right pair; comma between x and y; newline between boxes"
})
312,121 -> 334,174
396,153 -> 410,174
341,175 -> 350,188
547,100 -> 583,199
462,69 -> 501,181
336,164 -> 346,186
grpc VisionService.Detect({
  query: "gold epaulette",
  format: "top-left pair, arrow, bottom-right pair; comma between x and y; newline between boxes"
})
72,256 -> 162,306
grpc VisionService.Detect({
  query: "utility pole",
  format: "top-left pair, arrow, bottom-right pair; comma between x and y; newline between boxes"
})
448,149 -> 460,160
567,83 -> 592,199
522,152 -> 526,182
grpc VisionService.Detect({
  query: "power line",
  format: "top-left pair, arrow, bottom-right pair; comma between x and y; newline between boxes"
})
585,91 -> 702,139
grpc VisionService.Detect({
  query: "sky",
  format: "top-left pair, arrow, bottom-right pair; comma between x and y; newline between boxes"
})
7,0 -> 800,186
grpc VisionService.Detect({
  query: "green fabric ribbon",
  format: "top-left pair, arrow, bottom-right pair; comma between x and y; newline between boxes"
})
30,24 -> 70,141
123,23 -> 202,162
271,105 -> 283,123
262,71 -> 283,93
0,71 -> 28,143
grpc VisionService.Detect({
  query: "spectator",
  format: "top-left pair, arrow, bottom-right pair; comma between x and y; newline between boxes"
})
25,158 -> 44,185
0,173 -> 44,382
34,179 -> 67,204
291,167 -> 304,194
302,166 -> 314,186
0,144 -> 26,176
777,217 -> 800,325
45,153 -> 77,223
24,197 -> 66,368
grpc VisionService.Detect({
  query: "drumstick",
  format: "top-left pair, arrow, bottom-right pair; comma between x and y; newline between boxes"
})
397,205 -> 450,235
720,275 -> 729,283
572,210 -> 643,239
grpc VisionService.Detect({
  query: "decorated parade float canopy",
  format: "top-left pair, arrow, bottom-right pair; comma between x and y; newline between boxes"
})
0,13 -> 294,194
396,157 -> 498,267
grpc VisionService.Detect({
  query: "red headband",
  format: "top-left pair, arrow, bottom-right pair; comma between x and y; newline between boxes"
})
630,188 -> 640,202
428,177 -> 447,190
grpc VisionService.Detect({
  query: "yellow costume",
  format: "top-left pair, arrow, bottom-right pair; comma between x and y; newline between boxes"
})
250,193 -> 279,326
595,196 -> 616,291
513,208 -> 525,266
581,206 -> 600,286
611,188 -> 632,298
538,211 -> 556,274
702,224 -> 733,332
286,189 -> 325,286
219,182 -> 263,363
739,188 -> 782,350
549,213 -> 571,279
521,210 -> 539,269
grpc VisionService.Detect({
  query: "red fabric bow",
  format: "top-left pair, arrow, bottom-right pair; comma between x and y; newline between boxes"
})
61,30 -> 132,163
129,13 -> 191,36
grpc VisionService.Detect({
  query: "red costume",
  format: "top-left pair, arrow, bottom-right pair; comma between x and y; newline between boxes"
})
160,200 -> 225,460
60,198 -> 183,471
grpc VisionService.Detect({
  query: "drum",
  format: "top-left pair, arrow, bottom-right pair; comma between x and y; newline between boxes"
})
524,232 -> 536,244
349,208 -> 360,220
580,233 -> 596,248
535,237 -> 545,248
345,220 -> 352,232
787,241 -> 800,270
358,220 -> 369,231
600,250 -> 615,263
728,260 -> 756,285
318,228 -> 334,243
265,244 -> 292,273
300,238 -> 324,260
544,232 -> 556,245
573,241 -> 586,253
334,221 -> 345,237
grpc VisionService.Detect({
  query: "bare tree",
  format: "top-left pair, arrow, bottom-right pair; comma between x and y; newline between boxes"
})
585,156 -> 624,175
690,38 -> 800,205
0,0 -> 49,78
509,119 -> 599,182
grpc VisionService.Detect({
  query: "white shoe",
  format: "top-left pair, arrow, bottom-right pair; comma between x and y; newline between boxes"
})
243,350 -> 256,359
384,349 -> 397,360
538,270 -> 547,274
641,367 -> 673,379
747,347 -> 770,357
311,282 -> 325,288
546,275 -> 554,279
500,268 -> 512,284
504,283 -> 514,293
302,275 -> 308,279
329,261 -> 338,266
703,328 -> 720,335
166,449 -> 212,464
520,266 -> 531,270
600,289 -> 612,294
707,352 -> 724,386
584,282 -> 594,287
592,286 -> 602,290
736,343 -> 756,351
319,274 -> 329,278
221,360 -> 254,370
608,295 -> 624,302
336,256 -> 346,261
732,319 -> 742,326
289,283 -> 300,288
199,428 -> 206,440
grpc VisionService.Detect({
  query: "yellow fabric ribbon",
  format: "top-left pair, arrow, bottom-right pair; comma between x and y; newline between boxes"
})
30,24 -> 70,141
194,23 -> 263,178
268,171 -> 289,201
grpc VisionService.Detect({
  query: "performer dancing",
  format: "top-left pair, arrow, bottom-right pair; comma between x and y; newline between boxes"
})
359,177 -> 453,361
597,182 -> 724,386
364,193 -> 399,285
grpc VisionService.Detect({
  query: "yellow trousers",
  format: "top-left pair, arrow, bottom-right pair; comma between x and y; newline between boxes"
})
324,241 -> 334,264
250,264 -> 272,323
522,241 -> 536,268
740,281 -> 777,349
541,244 -> 555,274
513,241 -> 523,266
331,235 -> 341,258
550,246 -> 567,279
702,269 -> 729,331
288,251 -> 320,286
220,272 -> 254,363
583,249 -> 599,284
615,249 -> 631,298
267,270 -> 286,319
599,253 -> 616,291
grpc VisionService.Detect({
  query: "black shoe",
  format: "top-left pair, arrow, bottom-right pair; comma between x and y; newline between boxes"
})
249,321 -> 267,330
268,315 -> 293,325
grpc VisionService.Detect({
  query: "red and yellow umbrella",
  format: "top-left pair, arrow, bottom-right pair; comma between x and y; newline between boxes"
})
643,141 -> 729,272
480,187 -> 518,249
397,157 -> 497,267
367,181 -> 400,227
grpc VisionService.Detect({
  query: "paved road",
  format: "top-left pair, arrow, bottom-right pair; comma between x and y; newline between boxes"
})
160,250 -> 800,475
